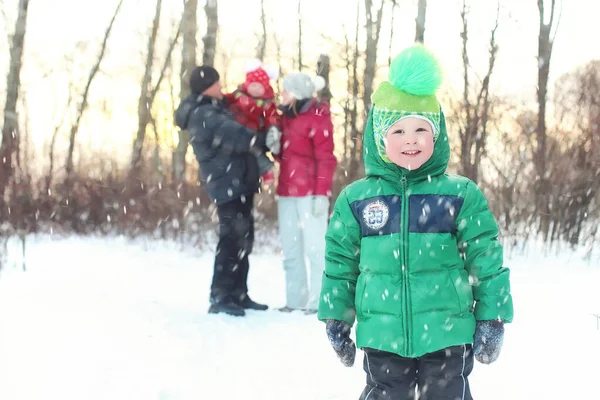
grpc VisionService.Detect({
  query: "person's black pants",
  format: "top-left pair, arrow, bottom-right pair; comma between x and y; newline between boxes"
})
210,194 -> 254,303
359,345 -> 474,400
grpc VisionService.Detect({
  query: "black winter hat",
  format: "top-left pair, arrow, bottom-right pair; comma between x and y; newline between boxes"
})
190,65 -> 220,94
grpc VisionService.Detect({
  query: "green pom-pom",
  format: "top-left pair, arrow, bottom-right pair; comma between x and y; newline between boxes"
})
389,45 -> 442,96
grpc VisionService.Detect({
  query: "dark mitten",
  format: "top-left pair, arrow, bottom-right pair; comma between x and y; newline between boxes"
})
473,320 -> 504,364
326,319 -> 356,367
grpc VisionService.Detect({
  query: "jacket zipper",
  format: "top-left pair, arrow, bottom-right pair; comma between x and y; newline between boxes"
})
400,174 -> 411,356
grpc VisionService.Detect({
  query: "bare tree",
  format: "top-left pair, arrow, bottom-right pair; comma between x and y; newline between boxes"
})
363,0 -> 385,128
65,0 -> 124,183
342,24 -> 352,165
549,60 -> 600,245
174,0 -> 198,184
0,0 -> 29,203
536,0 -> 561,238
46,89 -> 74,194
484,105 -> 537,246
18,95 -> 29,178
271,17 -> 284,91
415,0 -> 427,43
457,0 -> 500,183
132,18 -> 184,180
256,0 -> 267,61
388,0 -> 397,67
460,1 -> 471,149
316,54 -> 332,103
130,0 -> 163,178
202,0 -> 218,66
348,0 -> 362,180
297,0 -> 303,71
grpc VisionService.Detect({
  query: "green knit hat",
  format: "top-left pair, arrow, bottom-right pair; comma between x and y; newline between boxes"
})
371,45 -> 443,163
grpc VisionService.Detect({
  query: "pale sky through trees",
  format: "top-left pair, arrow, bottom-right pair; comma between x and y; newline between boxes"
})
10,0 -> 599,93
1,0 -> 598,168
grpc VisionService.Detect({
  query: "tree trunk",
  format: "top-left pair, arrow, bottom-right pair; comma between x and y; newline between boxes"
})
46,99 -> 71,194
388,0 -> 397,67
133,12 -> 183,185
415,0 -> 427,43
536,0 -> 558,239
343,30 -> 351,165
0,0 -> 29,204
273,22 -> 284,91
297,0 -> 303,71
348,1 -> 361,180
458,0 -> 499,183
130,0 -> 163,179
256,0 -> 267,61
202,0 -> 218,66
174,0 -> 198,184
459,0 -> 472,179
473,6 -> 500,181
363,0 -> 384,129
316,54 -> 332,103
19,97 -> 29,179
65,0 -> 124,183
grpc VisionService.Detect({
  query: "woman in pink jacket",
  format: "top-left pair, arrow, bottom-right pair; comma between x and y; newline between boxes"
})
268,73 -> 337,314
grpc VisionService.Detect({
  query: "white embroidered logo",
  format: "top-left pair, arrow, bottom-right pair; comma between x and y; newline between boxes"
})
362,200 -> 389,231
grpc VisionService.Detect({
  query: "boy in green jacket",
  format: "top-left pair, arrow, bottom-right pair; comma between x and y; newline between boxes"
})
317,45 -> 513,400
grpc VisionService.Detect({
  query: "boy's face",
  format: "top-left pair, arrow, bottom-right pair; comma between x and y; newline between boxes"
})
384,117 -> 434,171
203,80 -> 223,99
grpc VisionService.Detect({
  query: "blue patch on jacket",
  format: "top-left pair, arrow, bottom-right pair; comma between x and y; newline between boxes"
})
409,195 -> 464,233
350,194 -> 464,237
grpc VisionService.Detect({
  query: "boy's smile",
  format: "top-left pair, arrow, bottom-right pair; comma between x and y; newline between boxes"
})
384,116 -> 435,171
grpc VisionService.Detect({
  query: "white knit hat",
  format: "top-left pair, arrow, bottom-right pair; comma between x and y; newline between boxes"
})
282,73 -> 326,100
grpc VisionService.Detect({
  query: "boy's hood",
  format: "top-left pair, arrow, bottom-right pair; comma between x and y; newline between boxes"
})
363,107 -> 450,182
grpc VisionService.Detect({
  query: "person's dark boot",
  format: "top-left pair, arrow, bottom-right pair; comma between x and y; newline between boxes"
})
208,296 -> 246,317
237,294 -> 268,311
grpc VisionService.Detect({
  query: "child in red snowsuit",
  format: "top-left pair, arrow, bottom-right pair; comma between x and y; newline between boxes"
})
224,60 -> 280,185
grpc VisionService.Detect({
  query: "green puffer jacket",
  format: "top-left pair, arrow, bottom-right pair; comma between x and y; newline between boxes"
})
318,109 -> 513,358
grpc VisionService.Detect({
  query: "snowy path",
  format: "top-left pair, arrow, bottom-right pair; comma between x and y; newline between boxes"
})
0,236 -> 599,399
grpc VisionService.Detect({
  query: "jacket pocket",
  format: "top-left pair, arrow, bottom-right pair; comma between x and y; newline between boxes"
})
448,269 -> 474,314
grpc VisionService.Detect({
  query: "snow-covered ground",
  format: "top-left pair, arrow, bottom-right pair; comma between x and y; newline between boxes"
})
0,235 -> 599,400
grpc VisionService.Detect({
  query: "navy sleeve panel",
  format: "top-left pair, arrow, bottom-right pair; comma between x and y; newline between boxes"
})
408,194 -> 464,234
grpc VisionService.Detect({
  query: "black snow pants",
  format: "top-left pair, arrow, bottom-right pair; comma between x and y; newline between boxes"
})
359,344 -> 474,400
210,194 -> 254,302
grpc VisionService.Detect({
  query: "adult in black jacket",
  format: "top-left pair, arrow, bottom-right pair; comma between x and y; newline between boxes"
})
175,65 -> 269,316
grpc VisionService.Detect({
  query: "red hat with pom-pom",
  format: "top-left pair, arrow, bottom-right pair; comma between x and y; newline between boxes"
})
242,59 -> 278,99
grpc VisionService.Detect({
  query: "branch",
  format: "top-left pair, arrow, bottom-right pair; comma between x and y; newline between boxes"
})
319,32 -> 345,49
256,0 -> 267,61
149,18 -> 184,106
388,0 -> 397,66
374,0 -> 385,45
65,0 -> 125,178
460,0 -> 471,141
548,0 -> 556,29
551,0 -> 562,44
476,0 -> 500,112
